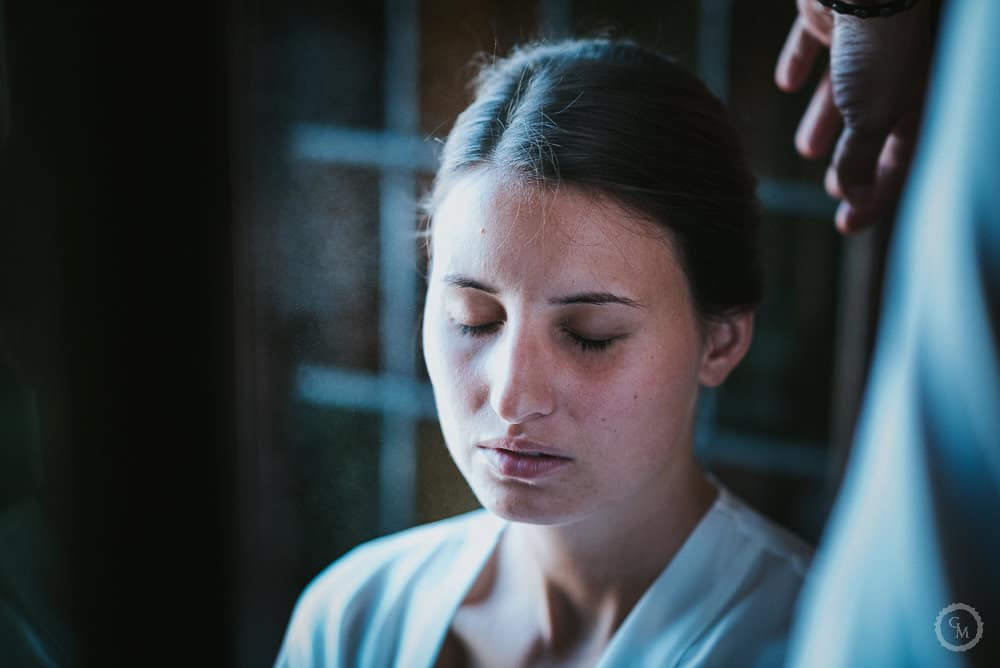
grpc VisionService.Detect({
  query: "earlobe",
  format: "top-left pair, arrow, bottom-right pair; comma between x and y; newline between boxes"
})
698,312 -> 755,387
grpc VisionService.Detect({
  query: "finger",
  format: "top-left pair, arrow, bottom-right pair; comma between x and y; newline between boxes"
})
775,17 -> 823,92
796,0 -> 835,44
835,201 -> 880,234
829,125 -> 888,208
833,120 -> 919,234
873,113 -> 920,198
825,165 -> 843,199
795,71 -> 842,159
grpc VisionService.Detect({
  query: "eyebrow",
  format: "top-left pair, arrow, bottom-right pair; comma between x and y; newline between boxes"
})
550,292 -> 645,308
443,274 -> 498,294
442,273 -> 644,309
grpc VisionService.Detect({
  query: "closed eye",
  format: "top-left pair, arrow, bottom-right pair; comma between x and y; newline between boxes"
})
563,329 -> 618,353
454,321 -> 620,353
456,322 -> 501,337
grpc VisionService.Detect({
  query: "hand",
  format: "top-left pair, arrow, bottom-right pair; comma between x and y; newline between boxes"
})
775,0 -> 934,233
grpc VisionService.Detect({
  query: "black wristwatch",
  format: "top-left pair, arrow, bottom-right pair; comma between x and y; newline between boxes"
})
817,0 -> 921,19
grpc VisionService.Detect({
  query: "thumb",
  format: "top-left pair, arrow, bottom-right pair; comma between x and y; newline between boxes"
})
829,124 -> 887,207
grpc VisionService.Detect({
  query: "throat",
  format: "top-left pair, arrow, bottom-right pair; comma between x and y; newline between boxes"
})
446,531 -> 625,667
534,581 -> 621,653
502,528 -> 640,655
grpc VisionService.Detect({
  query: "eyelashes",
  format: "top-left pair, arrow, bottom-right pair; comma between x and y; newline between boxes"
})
455,321 -> 617,353
456,323 -> 501,338
565,331 -> 615,353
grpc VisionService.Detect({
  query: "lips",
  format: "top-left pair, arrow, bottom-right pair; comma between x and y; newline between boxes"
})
477,438 -> 572,480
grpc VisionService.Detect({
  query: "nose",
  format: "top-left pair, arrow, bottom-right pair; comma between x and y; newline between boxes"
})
487,322 -> 556,424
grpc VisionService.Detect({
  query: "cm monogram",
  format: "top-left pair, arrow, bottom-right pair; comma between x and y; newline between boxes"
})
935,603 -> 984,652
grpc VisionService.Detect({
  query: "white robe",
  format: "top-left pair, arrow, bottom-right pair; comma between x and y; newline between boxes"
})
276,483 -> 811,667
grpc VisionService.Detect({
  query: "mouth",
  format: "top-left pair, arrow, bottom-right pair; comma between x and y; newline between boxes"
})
478,437 -> 572,458
477,438 -> 573,480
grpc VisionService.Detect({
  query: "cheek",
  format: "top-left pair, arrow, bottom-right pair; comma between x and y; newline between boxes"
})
422,309 -> 487,416
571,341 -> 702,440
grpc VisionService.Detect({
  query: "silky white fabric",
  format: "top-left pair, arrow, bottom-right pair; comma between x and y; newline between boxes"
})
275,483 -> 811,668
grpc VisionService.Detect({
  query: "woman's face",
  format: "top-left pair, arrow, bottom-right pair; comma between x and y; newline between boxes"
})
422,170 -> 748,525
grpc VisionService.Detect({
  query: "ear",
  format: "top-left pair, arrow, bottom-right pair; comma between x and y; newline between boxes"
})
698,311 -> 754,388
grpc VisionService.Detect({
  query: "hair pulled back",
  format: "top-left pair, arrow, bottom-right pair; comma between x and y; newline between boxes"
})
428,38 -> 763,320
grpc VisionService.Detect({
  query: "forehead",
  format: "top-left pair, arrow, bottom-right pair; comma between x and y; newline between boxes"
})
429,169 -> 688,299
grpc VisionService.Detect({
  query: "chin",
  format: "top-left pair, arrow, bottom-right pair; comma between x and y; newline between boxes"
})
473,479 -> 584,526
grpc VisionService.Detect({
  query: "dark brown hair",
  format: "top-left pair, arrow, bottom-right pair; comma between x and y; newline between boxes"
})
426,38 -> 763,320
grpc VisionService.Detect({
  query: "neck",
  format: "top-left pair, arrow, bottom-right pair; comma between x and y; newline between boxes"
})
505,452 -> 718,640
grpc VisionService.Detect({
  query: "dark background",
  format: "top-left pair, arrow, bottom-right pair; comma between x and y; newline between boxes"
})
0,0 -> 891,665
2,2 -> 232,665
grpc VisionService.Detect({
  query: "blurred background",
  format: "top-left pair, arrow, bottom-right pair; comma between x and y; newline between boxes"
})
0,0 -> 894,665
